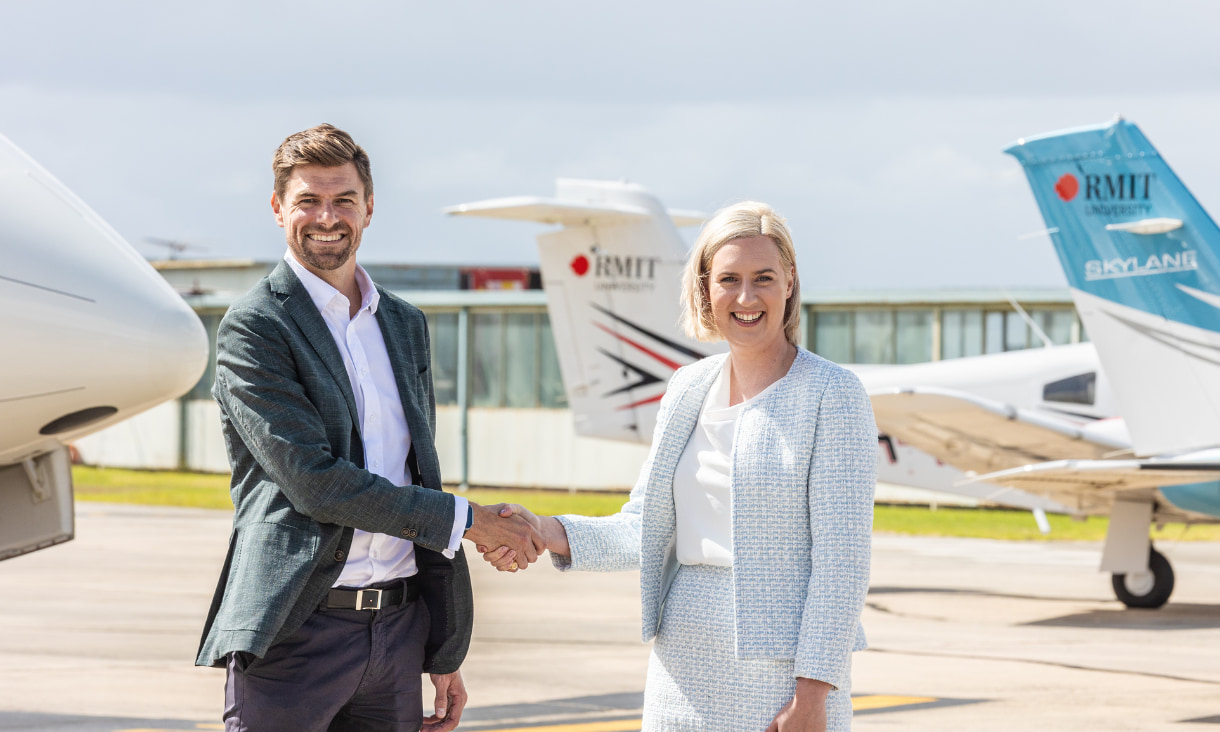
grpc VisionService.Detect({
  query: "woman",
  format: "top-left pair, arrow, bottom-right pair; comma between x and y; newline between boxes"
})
484,201 -> 876,731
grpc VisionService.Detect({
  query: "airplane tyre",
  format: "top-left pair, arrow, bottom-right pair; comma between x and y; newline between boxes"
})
1111,546 -> 1174,609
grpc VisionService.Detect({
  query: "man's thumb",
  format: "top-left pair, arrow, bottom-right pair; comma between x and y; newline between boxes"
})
434,681 -> 448,718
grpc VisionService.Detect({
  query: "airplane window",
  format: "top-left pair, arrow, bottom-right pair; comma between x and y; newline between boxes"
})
1042,372 -> 1095,405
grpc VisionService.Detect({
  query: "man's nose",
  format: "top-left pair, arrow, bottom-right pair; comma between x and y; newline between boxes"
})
317,202 -> 338,224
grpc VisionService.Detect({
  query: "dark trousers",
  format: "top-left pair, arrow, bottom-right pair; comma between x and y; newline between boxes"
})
224,582 -> 430,732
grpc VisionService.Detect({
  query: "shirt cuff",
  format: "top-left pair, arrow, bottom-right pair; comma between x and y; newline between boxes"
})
443,496 -> 470,559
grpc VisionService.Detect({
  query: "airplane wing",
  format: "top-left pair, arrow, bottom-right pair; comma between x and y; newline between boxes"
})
962,458 -> 1220,493
870,387 -> 1128,477
445,193 -> 703,228
872,386 -> 1220,520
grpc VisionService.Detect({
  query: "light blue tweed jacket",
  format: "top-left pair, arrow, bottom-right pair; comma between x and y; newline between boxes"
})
553,348 -> 876,691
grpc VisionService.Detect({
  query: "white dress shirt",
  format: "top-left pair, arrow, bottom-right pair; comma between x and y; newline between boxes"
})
285,251 -> 467,587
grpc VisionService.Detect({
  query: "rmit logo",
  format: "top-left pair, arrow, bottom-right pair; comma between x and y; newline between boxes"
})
570,255 -> 590,276
1055,174 -> 1079,201
597,255 -> 660,279
1057,172 -> 1155,202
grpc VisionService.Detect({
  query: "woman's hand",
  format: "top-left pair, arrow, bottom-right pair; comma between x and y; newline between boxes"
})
476,504 -> 570,572
765,678 -> 832,732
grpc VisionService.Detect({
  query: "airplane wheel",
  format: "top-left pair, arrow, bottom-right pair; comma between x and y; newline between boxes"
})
1111,546 -> 1174,609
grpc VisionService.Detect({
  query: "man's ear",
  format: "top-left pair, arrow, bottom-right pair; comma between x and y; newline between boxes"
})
271,192 -> 285,228
364,193 -> 374,227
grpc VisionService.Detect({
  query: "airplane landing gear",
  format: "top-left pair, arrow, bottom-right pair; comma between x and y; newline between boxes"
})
1111,546 -> 1174,609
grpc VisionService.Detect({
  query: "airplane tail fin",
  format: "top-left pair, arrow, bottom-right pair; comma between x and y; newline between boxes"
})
447,179 -> 717,443
1005,119 -> 1220,455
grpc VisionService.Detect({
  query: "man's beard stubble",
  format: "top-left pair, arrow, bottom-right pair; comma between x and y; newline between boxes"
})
293,227 -> 357,272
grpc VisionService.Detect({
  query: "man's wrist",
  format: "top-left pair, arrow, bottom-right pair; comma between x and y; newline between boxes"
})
464,504 -> 474,532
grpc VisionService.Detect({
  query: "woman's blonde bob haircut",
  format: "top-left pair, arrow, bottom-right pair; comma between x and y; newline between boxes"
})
680,201 -> 801,345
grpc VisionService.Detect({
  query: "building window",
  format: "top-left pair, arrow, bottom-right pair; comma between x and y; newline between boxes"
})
425,312 -> 459,406
984,311 -> 1006,354
538,318 -> 567,408
854,309 -> 895,364
471,312 -> 505,407
1030,309 -> 1076,346
941,309 -> 983,360
504,313 -> 539,408
812,310 -> 853,364
466,309 -> 566,408
187,312 -> 223,400
895,310 -> 933,364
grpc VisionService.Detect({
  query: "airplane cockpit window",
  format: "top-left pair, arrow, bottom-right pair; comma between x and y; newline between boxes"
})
1042,372 -> 1095,405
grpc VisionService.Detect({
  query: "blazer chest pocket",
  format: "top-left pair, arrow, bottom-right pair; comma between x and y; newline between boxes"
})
217,521 -> 319,633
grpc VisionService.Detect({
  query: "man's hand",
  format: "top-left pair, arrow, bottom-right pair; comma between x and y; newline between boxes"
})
422,670 -> 467,732
477,504 -> 570,572
463,502 -> 545,567
766,677 -> 831,732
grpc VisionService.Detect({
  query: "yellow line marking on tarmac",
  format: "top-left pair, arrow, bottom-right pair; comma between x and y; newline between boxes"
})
478,721 -> 643,732
851,694 -> 938,710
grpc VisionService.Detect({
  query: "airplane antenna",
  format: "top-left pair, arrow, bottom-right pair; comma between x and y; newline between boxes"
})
1002,291 -> 1053,348
144,237 -> 206,260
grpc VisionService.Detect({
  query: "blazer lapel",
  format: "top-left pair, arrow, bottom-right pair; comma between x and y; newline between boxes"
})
641,358 -> 722,543
269,261 -> 362,431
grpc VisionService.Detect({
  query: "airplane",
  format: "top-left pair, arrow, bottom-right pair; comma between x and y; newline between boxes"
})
0,132 -> 209,560
449,123 -> 1220,610
870,119 -> 1220,609
443,184 -> 1132,561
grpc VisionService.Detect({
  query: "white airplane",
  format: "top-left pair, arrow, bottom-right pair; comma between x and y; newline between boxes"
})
447,120 -> 1220,610
870,119 -> 1220,609
445,180 -> 1139,567
0,133 -> 209,560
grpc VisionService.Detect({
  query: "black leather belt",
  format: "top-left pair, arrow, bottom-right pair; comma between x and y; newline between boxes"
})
324,578 -> 420,611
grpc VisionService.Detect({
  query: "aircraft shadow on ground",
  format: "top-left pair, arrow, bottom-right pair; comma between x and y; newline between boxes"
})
868,586 -> 1220,629
0,711 -> 203,732
868,585 -> 1101,605
1023,603 -> 1220,631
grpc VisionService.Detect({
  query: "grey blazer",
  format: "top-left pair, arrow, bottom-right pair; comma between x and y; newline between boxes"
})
554,349 -> 875,691
196,260 -> 472,673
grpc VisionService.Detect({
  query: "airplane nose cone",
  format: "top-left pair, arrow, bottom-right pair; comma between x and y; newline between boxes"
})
0,132 -> 209,462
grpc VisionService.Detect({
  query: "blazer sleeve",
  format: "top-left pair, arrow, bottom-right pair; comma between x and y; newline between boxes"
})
213,305 -> 456,552
549,365 -> 691,572
794,368 -> 877,688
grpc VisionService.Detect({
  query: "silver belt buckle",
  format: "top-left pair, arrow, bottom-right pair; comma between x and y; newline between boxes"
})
355,588 -> 382,610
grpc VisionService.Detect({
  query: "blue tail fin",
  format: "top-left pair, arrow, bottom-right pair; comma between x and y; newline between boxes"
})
1005,120 -> 1220,455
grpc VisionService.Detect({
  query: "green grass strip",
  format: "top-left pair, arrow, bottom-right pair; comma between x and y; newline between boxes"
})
72,467 -> 1220,541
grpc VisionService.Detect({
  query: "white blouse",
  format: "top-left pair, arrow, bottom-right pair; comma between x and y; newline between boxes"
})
672,360 -> 780,566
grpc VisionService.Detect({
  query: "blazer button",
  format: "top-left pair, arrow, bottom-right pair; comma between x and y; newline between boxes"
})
400,528 -> 418,539
334,550 -> 346,562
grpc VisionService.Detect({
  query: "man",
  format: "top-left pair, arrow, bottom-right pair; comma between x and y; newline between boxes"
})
197,123 -> 542,732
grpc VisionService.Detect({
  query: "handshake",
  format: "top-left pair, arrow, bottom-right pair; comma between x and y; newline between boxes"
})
463,502 -> 570,572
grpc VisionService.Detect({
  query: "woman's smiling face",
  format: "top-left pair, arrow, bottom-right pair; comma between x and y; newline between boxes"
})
708,235 -> 793,355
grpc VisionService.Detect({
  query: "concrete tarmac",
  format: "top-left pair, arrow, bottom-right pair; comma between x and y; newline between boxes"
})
1,503 -> 1219,730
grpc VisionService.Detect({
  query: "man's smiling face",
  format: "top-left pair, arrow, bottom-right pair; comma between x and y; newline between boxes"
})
272,162 -> 373,276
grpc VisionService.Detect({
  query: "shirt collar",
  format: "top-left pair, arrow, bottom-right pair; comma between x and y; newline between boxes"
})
284,250 -> 380,316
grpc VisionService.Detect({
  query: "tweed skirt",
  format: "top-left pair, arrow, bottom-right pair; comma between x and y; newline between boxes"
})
643,564 -> 852,732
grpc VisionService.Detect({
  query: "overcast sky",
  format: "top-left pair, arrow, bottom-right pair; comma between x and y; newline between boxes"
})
5,0 -> 1220,289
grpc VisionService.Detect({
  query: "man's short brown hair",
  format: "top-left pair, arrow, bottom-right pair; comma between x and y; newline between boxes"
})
273,123 -> 373,202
